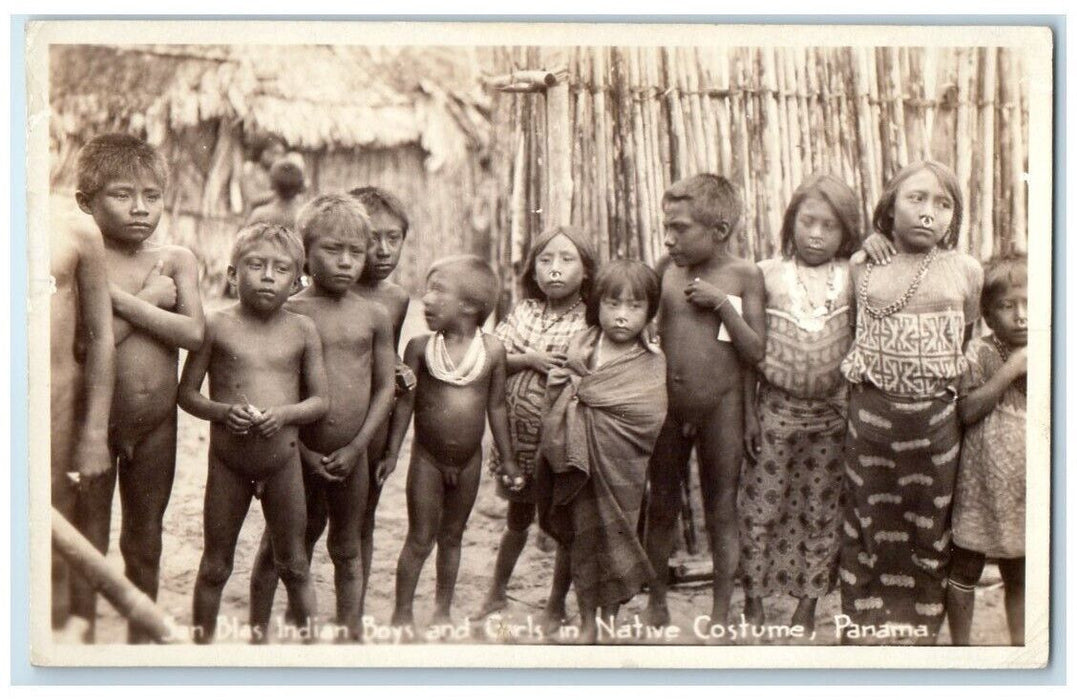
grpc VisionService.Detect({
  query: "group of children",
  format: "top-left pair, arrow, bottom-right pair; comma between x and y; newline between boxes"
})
50,131 -> 1028,647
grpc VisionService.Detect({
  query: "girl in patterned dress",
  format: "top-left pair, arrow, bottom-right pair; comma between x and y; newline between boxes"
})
838,161 -> 983,644
477,226 -> 597,626
948,255 -> 1028,646
739,173 -> 860,635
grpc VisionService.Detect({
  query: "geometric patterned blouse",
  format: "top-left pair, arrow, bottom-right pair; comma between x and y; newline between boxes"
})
841,249 -> 984,398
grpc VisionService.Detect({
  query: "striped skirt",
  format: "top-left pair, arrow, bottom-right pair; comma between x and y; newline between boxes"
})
839,384 -> 961,644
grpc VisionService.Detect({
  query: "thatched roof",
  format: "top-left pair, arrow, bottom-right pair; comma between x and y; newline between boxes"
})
50,44 -> 491,170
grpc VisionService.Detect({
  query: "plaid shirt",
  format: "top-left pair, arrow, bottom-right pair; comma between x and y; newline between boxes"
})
486,298 -> 590,480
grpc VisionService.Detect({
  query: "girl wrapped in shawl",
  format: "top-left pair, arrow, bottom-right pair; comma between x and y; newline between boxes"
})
536,260 -> 667,644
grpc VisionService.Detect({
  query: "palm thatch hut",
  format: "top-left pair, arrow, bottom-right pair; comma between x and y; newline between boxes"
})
49,44 -> 494,295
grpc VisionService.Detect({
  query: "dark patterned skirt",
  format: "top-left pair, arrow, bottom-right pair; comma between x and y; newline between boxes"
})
839,383 -> 961,644
738,383 -> 847,599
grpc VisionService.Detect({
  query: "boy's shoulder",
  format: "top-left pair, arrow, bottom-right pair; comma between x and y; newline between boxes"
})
481,331 -> 507,359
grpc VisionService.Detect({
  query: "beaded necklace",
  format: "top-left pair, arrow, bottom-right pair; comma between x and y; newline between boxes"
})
858,247 -> 940,320
990,334 -> 1027,395
539,296 -> 583,335
786,259 -> 843,332
426,330 -> 487,386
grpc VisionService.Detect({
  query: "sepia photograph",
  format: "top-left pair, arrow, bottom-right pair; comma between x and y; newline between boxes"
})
23,20 -> 1054,669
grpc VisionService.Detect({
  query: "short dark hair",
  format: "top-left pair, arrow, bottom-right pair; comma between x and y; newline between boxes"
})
662,174 -> 742,235
231,222 -> 305,271
779,172 -> 861,260
348,186 -> 410,238
76,133 -> 169,198
295,194 -> 371,253
585,259 -> 661,328
428,254 -> 499,323
981,253 -> 1028,315
871,160 -> 964,250
269,160 -> 305,199
521,225 -> 599,303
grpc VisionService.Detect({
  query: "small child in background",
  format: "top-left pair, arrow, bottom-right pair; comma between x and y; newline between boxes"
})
178,223 -> 328,644
385,255 -> 524,629
537,259 -> 667,644
74,133 -> 206,643
240,134 -> 287,215
50,213 -> 115,643
839,160 -> 983,644
739,173 -> 860,634
248,195 -> 396,642
348,186 -> 414,622
246,159 -> 307,230
477,226 -> 596,629
948,255 -> 1028,646
644,174 -> 766,628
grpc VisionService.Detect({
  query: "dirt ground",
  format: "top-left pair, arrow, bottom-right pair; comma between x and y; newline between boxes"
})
87,300 -> 1012,648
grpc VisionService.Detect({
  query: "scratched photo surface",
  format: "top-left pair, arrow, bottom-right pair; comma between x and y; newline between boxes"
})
24,21 -> 1054,668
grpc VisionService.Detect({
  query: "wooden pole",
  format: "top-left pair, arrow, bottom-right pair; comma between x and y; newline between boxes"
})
955,48 -> 974,253
664,47 -> 689,180
52,508 -> 175,643
889,47 -> 910,169
592,48 -> 612,262
1004,48 -> 1027,253
980,47 -> 997,260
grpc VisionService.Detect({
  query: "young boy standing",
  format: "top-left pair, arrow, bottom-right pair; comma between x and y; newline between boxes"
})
73,133 -> 205,643
643,174 -> 766,628
248,195 -> 396,642
178,223 -> 328,644
50,219 -> 115,642
348,186 -> 413,618
384,255 -> 523,629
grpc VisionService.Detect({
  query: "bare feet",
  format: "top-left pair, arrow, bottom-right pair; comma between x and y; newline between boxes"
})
538,606 -> 569,636
791,597 -> 817,636
476,592 -> 508,619
643,597 -> 671,627
743,596 -> 765,626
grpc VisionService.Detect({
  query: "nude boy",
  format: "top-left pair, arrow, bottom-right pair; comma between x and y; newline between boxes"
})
178,223 -> 327,644
248,195 -> 395,642
73,134 -> 205,643
384,255 -> 523,629
348,186 -> 412,619
49,220 -> 115,643
644,174 -> 766,627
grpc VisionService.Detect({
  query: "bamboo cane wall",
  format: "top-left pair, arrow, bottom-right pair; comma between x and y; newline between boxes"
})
489,46 -> 1030,306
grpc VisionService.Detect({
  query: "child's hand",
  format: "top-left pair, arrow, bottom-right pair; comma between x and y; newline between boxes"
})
249,406 -> 284,438
744,412 -> 762,463
225,404 -> 254,435
527,349 -> 568,375
374,454 -> 399,486
322,443 -> 363,478
499,459 -> 525,492
138,260 -> 178,309
73,434 -> 111,481
300,445 -> 341,482
861,233 -> 897,265
1005,346 -> 1028,378
684,277 -> 727,311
